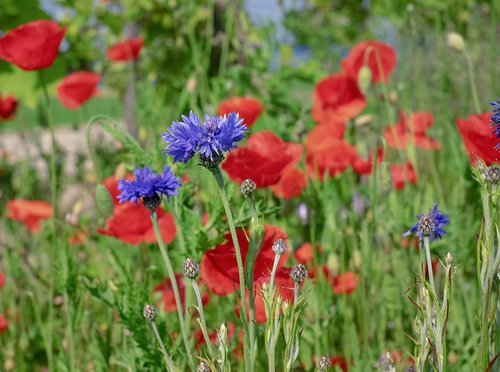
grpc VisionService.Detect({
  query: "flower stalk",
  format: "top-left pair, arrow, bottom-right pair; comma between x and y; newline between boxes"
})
150,212 -> 195,369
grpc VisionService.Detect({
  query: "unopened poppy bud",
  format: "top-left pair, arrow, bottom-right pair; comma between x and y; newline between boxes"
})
445,252 -> 453,265
446,32 -> 466,52
183,258 -> 200,279
317,356 -> 331,371
143,304 -> 157,321
240,178 -> 256,195
272,239 -> 287,256
357,65 -> 372,94
290,264 -> 307,284
197,362 -> 211,372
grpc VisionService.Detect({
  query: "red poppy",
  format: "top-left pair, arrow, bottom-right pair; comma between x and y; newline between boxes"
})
0,94 -> 18,121
0,314 -> 8,333
271,168 -> 307,199
0,20 -> 65,71
457,112 -> 500,165
107,37 -> 143,62
332,272 -> 357,295
103,174 -> 133,205
56,71 -> 100,110
222,131 -> 302,187
0,273 -> 5,289
306,134 -> 358,181
200,225 -> 289,296
341,41 -> 397,83
68,231 -> 87,246
97,203 -> 176,246
294,243 -> 324,266
312,71 -> 366,123
331,355 -> 349,372
218,97 -> 264,128
5,199 -> 53,232
352,147 -> 384,175
384,112 -> 440,150
390,161 -> 417,191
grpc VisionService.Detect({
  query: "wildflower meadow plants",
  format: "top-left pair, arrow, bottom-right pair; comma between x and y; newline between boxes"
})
2,3 -> 500,372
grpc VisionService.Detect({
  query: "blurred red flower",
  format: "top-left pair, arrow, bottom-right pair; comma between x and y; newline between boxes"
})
341,40 -> 397,83
0,94 -> 18,121
306,130 -> 358,181
68,230 -> 87,246
294,243 -> 322,266
457,112 -> 500,165
312,71 -> 366,123
222,131 -> 302,187
107,37 -> 143,62
390,161 -> 417,191
384,112 -> 440,150
5,199 -> 53,232
0,314 -> 8,333
218,97 -> 264,128
352,147 -> 384,176
103,174 -> 134,205
200,225 -> 289,296
271,168 -> 307,199
0,273 -> 5,289
331,355 -> 349,372
332,272 -> 357,295
97,203 -> 176,245
56,71 -> 100,110
0,20 -> 65,71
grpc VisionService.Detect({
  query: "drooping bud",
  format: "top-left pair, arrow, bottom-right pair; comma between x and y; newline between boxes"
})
290,264 -> 307,284
316,356 -> 331,371
143,304 -> 157,321
357,65 -> 372,94
272,239 -> 287,256
240,178 -> 256,195
183,258 -> 200,279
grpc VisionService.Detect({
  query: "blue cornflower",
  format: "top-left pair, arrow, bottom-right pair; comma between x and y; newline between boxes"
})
489,99 -> 500,141
117,165 -> 181,209
162,111 -> 248,167
403,203 -> 449,242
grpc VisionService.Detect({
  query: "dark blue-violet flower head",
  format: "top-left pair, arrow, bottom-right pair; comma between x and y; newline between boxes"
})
489,99 -> 500,142
403,203 -> 449,242
162,111 -> 248,168
117,165 -> 181,210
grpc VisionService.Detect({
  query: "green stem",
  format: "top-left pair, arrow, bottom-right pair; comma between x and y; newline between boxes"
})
39,69 -> 57,372
463,51 -> 481,115
294,283 -> 300,305
211,167 -> 250,369
151,321 -> 177,371
191,280 -> 215,357
423,237 -> 436,296
150,212 -> 194,370
268,254 -> 280,297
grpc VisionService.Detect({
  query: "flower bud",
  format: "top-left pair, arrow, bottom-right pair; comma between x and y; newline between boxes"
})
183,258 -> 200,279
240,178 -> 256,195
143,304 -> 157,321
357,65 -> 372,94
197,362 -> 211,372
317,356 -> 331,371
445,252 -> 453,265
272,239 -> 287,256
290,264 -> 307,284
446,32 -> 466,52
